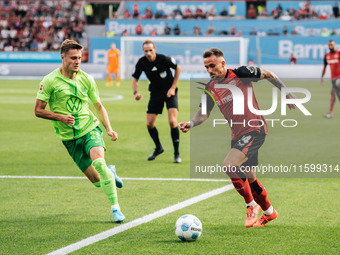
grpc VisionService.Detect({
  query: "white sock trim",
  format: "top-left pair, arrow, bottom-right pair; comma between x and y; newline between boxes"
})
111,204 -> 120,211
263,205 -> 274,215
246,200 -> 257,207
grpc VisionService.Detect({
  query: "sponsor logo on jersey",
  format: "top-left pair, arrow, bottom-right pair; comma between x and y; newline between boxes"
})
38,84 -> 44,93
66,97 -> 82,113
151,66 -> 157,71
246,66 -> 257,75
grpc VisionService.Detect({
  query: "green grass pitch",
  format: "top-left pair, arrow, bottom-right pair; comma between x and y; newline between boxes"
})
0,78 -> 339,254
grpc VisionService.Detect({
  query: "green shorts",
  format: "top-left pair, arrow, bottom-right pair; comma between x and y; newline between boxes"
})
62,126 -> 106,172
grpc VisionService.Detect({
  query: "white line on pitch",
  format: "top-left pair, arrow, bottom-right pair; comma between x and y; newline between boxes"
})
0,175 -> 229,182
46,184 -> 234,255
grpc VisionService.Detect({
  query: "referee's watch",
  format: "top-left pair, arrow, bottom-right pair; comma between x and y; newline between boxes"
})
133,91 -> 138,95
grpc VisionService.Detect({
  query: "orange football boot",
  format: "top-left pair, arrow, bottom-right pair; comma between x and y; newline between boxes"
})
245,204 -> 261,228
253,209 -> 278,227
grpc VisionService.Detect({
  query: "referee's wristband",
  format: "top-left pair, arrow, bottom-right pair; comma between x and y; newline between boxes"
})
189,120 -> 194,128
133,91 -> 138,95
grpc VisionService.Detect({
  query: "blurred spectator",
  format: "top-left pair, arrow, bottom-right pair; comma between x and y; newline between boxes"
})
193,24 -> 201,36
273,30 -> 280,36
220,30 -> 229,35
155,9 -> 165,19
248,59 -> 254,65
84,2 -> 93,24
330,29 -> 337,36
183,8 -> 193,19
289,53 -> 297,64
121,29 -> 130,36
321,28 -> 330,37
283,26 -> 288,36
132,2 -> 139,18
257,5 -> 267,16
195,7 -> 206,19
257,29 -> 266,36
318,11 -> 328,20
135,22 -> 143,35
173,6 -> 183,17
145,6 -> 153,19
333,3 -> 339,18
229,2 -> 237,17
205,22 -> 215,36
230,25 -> 236,36
207,6 -> 216,19
150,28 -> 157,36
173,24 -> 181,35
249,27 -> 257,36
267,30 -> 273,36
82,48 -> 89,63
247,4 -> 257,19
220,7 -> 228,17
123,8 -> 131,19
163,24 -> 171,35
291,27 -> 298,35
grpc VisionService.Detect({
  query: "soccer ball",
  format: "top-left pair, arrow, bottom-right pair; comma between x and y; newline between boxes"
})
175,214 -> 202,241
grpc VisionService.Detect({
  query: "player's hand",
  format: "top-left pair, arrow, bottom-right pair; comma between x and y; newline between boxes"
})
178,122 -> 191,133
134,93 -> 142,101
107,130 -> 118,141
61,115 -> 75,126
167,88 -> 176,98
286,93 -> 297,110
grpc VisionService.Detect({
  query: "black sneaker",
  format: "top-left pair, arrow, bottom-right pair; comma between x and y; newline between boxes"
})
147,147 -> 164,160
174,154 -> 182,163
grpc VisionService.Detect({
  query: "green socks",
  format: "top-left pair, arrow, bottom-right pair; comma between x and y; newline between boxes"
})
93,181 -> 101,188
92,158 -> 118,206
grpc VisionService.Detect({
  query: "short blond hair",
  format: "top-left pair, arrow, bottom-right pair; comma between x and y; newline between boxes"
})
60,39 -> 83,55
143,39 -> 155,48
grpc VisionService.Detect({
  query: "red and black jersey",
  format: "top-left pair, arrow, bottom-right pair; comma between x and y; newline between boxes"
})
324,50 -> 340,80
203,66 -> 268,140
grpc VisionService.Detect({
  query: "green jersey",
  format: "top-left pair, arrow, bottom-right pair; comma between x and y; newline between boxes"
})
36,68 -> 101,141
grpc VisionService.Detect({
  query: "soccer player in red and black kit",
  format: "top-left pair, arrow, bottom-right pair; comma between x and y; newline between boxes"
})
132,40 -> 182,163
179,48 -> 297,228
321,40 -> 340,118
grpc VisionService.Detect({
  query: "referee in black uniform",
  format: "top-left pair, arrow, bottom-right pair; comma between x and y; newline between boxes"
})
132,40 -> 181,163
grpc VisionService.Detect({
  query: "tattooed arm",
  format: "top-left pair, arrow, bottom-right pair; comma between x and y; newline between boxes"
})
260,68 -> 297,110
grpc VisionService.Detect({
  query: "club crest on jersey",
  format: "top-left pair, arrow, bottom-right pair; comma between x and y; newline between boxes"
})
38,84 -> 44,93
66,97 -> 82,113
160,71 -> 167,78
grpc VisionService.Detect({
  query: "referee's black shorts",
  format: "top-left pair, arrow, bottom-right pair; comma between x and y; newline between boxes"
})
147,90 -> 178,114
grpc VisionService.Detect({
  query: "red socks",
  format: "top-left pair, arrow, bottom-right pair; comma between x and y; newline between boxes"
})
224,166 -> 253,204
250,179 -> 271,211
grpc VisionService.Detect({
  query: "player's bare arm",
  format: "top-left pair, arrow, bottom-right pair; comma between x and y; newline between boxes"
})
34,99 -> 75,125
132,77 -> 142,100
94,101 -> 118,141
179,109 -> 210,133
167,65 -> 181,98
320,64 -> 327,86
260,68 -> 296,110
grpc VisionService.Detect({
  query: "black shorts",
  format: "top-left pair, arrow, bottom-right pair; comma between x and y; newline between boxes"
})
331,79 -> 340,91
147,90 -> 178,114
231,131 -> 266,167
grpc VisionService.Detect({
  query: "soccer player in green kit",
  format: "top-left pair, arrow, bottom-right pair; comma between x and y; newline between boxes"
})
34,39 -> 125,222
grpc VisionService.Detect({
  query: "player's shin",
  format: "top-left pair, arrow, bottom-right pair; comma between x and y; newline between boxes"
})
92,158 -> 118,206
250,179 -> 271,212
225,166 -> 253,204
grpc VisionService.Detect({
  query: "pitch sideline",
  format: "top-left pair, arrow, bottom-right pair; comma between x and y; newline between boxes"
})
0,175 -> 230,182
46,184 -> 234,255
